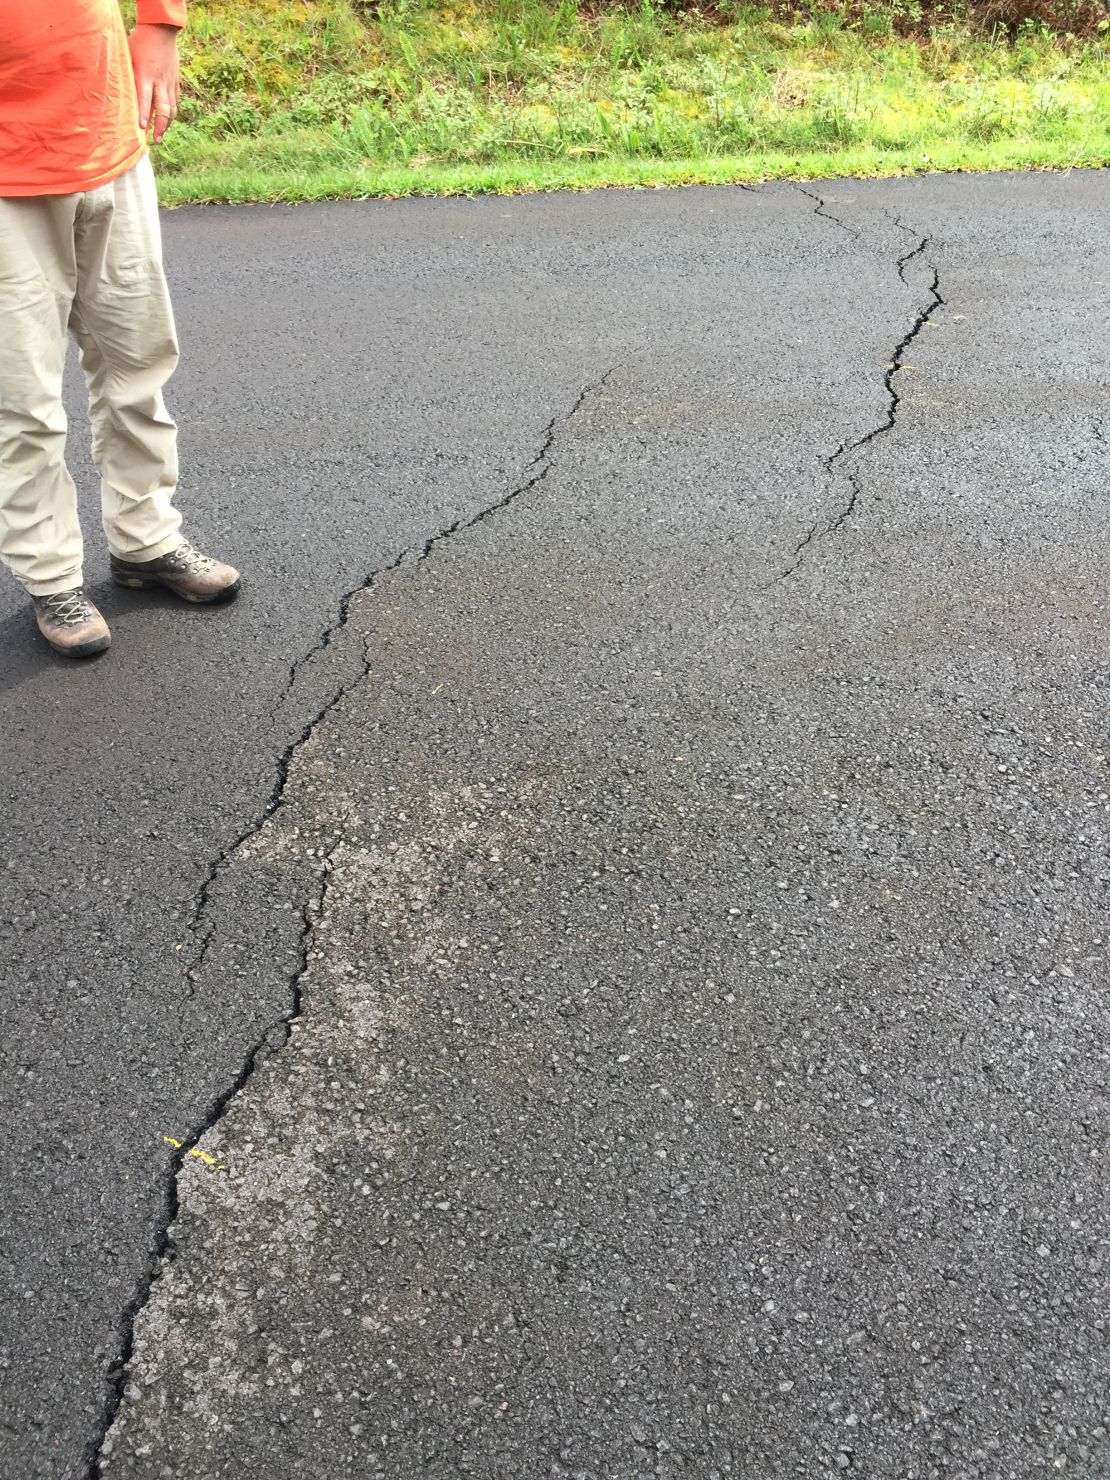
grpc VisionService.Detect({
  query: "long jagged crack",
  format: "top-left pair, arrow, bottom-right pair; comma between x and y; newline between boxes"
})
780,213 -> 944,579
86,844 -> 336,1478
85,365 -> 620,1476
180,365 -> 620,982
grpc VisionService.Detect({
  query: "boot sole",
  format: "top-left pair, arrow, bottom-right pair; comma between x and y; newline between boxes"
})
113,574 -> 241,605
47,632 -> 111,660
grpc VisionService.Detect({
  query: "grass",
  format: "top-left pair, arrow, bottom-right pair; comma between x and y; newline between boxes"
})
153,1 -> 1110,202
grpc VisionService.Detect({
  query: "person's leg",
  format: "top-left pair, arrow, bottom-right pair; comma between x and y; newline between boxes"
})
68,154 -> 184,562
71,154 -> 238,604
0,192 -> 86,596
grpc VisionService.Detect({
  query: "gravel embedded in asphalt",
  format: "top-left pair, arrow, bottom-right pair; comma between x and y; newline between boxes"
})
1,172 -> 1108,1480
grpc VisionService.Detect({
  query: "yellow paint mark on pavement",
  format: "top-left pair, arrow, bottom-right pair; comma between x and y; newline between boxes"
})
163,1136 -> 228,1172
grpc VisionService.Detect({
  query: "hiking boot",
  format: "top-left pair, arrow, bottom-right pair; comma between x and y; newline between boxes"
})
33,589 -> 111,659
110,541 -> 241,604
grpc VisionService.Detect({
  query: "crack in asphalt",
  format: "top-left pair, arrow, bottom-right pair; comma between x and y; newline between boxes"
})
892,215 -> 929,285
794,184 -> 858,237
780,208 -> 945,578
87,847 -> 335,1479
178,366 -> 620,985
85,365 -> 620,1478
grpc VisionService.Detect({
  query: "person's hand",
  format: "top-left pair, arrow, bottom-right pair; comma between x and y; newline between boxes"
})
129,24 -> 181,144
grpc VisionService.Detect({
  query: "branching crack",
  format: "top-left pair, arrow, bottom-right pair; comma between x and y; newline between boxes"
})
780,216 -> 944,578
85,365 -> 620,1477
180,365 -> 620,984
86,844 -> 336,1478
892,216 -> 929,285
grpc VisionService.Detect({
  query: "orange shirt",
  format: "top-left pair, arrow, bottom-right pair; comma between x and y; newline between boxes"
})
0,0 -> 186,197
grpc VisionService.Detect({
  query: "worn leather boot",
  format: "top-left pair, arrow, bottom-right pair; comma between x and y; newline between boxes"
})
33,589 -> 111,658
110,541 -> 240,604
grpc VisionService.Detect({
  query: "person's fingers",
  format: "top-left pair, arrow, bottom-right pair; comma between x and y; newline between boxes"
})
152,79 -> 174,143
137,77 -> 154,132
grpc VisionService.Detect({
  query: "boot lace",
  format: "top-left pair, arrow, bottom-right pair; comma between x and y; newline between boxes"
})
166,542 -> 215,575
42,589 -> 96,627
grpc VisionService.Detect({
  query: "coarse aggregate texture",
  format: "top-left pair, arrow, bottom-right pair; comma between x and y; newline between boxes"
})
1,171 -> 1107,1480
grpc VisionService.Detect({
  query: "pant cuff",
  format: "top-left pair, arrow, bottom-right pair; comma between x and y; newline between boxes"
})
23,572 -> 86,598
105,530 -> 184,565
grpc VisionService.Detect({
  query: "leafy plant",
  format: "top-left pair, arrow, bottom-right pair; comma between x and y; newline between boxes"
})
161,0 -> 1110,197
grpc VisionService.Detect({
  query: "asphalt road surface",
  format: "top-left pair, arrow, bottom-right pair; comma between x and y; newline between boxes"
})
1,173 -> 1108,1480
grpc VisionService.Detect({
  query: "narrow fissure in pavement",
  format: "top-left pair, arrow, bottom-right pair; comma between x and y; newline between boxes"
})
86,858 -> 331,1480
82,366 -> 620,1480
180,365 -> 620,987
272,364 -> 623,722
794,185 -> 859,237
781,196 -> 945,578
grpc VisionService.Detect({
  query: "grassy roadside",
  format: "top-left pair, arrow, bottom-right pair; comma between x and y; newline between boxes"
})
156,1 -> 1110,203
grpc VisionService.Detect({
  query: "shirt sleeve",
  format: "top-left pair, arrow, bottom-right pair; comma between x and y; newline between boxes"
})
135,0 -> 187,26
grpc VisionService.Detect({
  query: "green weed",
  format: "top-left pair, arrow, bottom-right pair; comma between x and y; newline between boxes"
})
156,0 -> 1110,200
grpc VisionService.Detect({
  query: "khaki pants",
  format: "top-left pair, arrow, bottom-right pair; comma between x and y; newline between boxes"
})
0,155 -> 182,596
